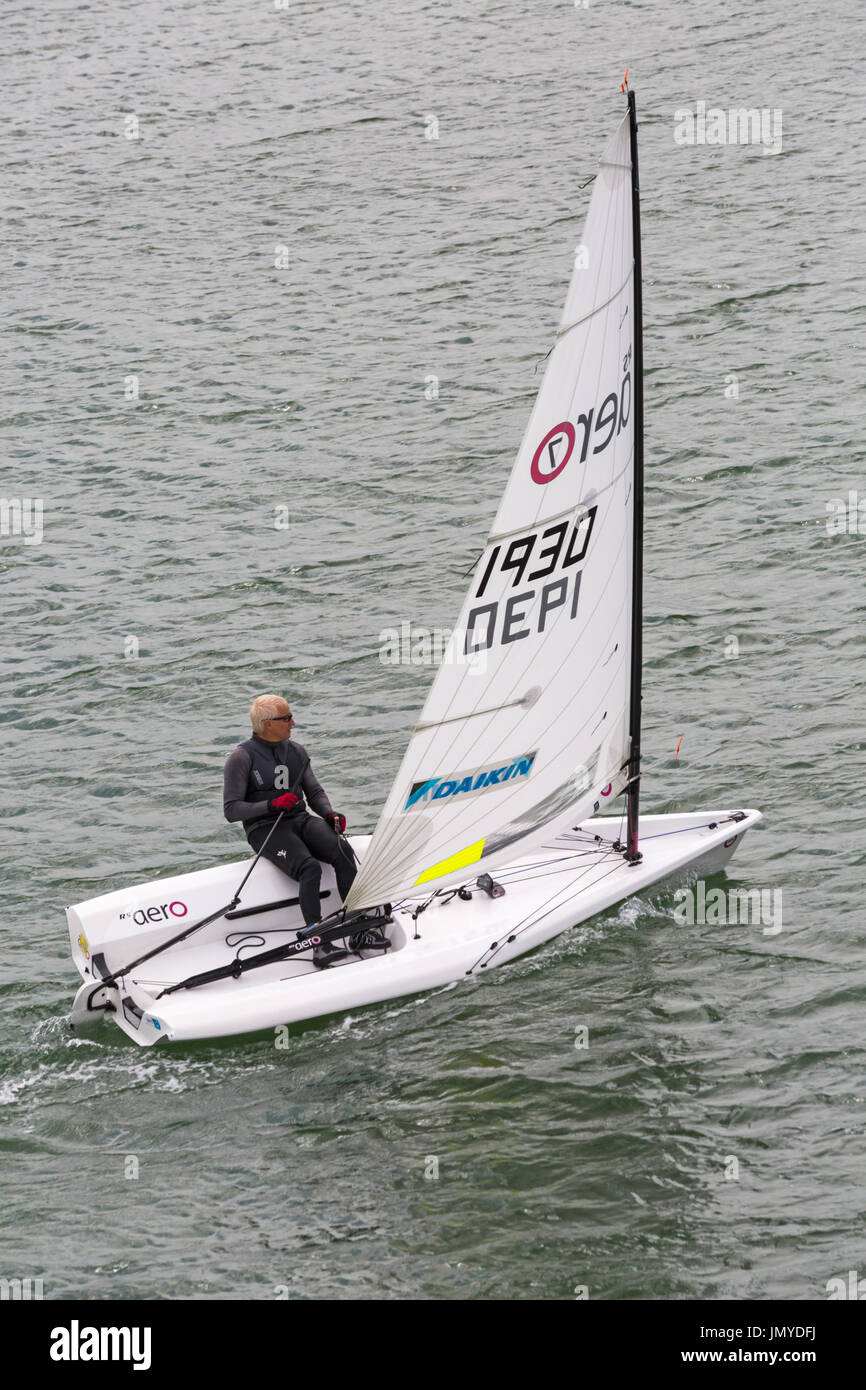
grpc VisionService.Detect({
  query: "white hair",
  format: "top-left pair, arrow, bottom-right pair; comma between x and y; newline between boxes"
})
249,693 -> 288,733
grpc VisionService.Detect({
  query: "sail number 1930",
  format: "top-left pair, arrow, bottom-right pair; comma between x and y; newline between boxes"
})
464,508 -> 597,653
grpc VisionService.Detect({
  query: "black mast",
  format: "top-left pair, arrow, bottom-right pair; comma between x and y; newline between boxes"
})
625,86 -> 644,863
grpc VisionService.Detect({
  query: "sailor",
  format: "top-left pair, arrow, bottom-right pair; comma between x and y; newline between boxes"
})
223,694 -> 356,926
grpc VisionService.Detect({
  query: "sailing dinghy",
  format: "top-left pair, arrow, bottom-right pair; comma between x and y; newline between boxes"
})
67,89 -> 761,1046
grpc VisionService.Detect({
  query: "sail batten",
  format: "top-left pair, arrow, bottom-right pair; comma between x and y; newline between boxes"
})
346,108 -> 640,911
555,266 -> 633,343
487,497 -> 599,546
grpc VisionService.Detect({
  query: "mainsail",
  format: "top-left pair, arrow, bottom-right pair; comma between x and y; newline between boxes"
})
347,104 -> 642,911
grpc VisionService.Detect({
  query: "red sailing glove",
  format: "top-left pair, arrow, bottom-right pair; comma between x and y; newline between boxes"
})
270,792 -> 299,812
326,811 -> 347,833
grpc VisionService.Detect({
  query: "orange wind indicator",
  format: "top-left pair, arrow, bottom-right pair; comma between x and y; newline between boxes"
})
621,68 -> 629,94
675,736 -> 683,762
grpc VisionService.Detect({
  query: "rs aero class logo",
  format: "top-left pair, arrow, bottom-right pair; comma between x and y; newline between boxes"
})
531,349 -> 632,485
119,900 -> 188,926
405,753 -> 536,810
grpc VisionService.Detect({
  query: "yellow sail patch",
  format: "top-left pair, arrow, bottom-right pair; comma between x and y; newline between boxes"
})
414,838 -> 486,886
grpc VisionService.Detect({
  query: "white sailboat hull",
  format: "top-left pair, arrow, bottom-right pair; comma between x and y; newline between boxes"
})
67,807 -> 761,1046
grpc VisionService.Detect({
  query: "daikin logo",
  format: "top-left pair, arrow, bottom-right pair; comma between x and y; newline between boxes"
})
405,753 -> 536,810
49,1320 -> 152,1370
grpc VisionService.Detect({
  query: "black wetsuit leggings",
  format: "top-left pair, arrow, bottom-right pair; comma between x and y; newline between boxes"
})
246,812 -> 357,925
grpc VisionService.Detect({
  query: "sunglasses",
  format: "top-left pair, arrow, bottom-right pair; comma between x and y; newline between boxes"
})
267,714 -> 294,722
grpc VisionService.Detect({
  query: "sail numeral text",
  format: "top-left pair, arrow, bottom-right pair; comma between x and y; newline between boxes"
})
466,507 -> 597,652
475,509 -> 596,597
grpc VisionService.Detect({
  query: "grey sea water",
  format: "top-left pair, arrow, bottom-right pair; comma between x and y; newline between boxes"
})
1,0 -> 864,1301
